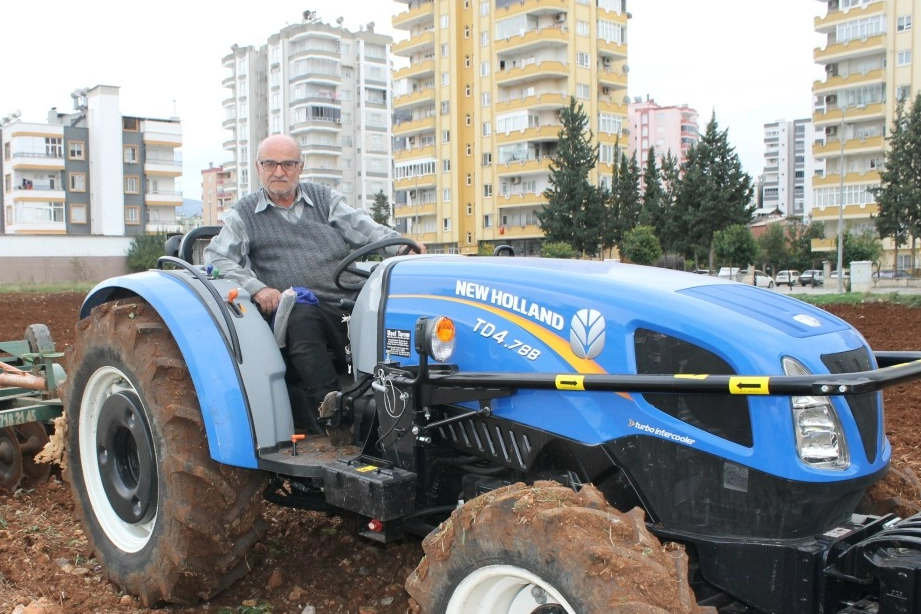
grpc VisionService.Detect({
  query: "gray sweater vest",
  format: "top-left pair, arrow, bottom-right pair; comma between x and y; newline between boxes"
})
235,183 -> 356,302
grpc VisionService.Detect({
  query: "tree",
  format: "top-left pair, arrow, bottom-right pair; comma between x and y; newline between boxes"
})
656,152 -> 682,264
841,229 -> 882,267
621,225 -> 662,265
126,233 -> 169,273
872,93 -> 921,272
674,113 -> 754,268
713,224 -> 758,270
788,219 -> 826,270
756,223 -> 788,275
370,190 -> 392,228
639,147 -> 665,230
540,241 -> 576,259
606,152 -> 642,256
539,97 -> 604,257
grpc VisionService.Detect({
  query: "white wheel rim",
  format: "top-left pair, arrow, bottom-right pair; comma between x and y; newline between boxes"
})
79,366 -> 157,553
446,564 -> 577,614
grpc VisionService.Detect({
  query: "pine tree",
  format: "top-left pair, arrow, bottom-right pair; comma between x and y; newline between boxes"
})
370,190 -> 392,228
872,97 -> 912,268
539,97 -> 602,256
607,152 -> 642,255
674,113 -> 754,268
657,152 -> 682,263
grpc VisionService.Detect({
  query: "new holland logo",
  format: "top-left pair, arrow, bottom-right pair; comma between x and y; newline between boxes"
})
570,308 -> 605,359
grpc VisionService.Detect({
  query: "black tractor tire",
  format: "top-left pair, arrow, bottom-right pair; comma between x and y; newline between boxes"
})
61,298 -> 267,606
406,481 -> 712,614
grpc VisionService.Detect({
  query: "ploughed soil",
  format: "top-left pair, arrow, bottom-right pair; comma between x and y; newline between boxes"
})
1,292 -> 920,614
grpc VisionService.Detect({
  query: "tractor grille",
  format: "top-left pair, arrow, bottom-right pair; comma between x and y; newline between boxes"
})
821,347 -> 879,463
437,418 -> 534,471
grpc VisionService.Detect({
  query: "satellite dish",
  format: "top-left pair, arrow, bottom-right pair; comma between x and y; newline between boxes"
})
336,16 -> 344,25
622,95 -> 631,105
622,64 -> 630,74
367,21 -> 375,32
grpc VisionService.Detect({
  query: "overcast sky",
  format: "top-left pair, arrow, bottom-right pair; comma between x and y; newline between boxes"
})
0,1 -> 824,198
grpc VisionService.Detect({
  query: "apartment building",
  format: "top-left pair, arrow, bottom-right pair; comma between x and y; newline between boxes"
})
811,0 -> 918,269
761,119 -> 814,219
222,12 -> 394,212
391,0 -> 629,255
201,164 -> 235,226
1,85 -> 183,238
626,97 -> 699,171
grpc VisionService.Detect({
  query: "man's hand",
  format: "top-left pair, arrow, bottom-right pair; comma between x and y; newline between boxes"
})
253,287 -> 282,313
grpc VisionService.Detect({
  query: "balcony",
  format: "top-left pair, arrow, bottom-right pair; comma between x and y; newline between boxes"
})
814,33 -> 885,64
9,152 -> 65,171
394,144 -> 436,161
495,156 -> 554,176
145,190 -> 183,206
495,24 -> 568,55
811,168 -> 881,187
394,175 -> 437,192
495,124 -> 561,145
496,91 -> 568,114
497,192 -> 544,207
597,67 -> 628,90
394,59 -> 435,82
392,30 -> 435,58
598,38 -> 628,60
495,60 -> 568,88
812,102 -> 884,128
143,131 -> 182,148
392,115 -> 436,137
813,67 -> 883,95
12,185 -> 66,202
392,1 -> 434,30
394,86 -> 436,109
814,1 -> 884,33
144,157 -> 182,177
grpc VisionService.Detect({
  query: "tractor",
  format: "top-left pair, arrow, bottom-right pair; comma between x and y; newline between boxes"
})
13,231 -> 921,613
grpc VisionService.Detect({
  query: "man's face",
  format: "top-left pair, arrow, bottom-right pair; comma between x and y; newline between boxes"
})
257,139 -> 302,204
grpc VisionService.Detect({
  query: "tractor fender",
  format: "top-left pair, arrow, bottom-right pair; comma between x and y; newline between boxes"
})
80,271 -> 259,468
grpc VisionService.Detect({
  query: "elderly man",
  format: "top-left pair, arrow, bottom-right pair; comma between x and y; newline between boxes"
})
205,134 -> 421,433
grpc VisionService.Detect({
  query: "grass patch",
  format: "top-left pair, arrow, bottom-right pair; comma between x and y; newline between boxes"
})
791,292 -> 921,308
0,282 -> 96,294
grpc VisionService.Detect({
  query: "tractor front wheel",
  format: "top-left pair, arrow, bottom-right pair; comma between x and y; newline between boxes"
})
406,481 -> 710,614
62,298 -> 267,606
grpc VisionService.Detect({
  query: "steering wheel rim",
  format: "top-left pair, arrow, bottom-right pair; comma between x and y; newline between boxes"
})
333,236 -> 422,291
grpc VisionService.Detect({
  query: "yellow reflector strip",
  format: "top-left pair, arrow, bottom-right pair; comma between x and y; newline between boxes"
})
729,377 -> 770,395
555,375 -> 585,391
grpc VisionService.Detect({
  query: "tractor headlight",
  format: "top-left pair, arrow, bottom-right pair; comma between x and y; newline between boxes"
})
415,316 -> 456,362
783,357 -> 850,470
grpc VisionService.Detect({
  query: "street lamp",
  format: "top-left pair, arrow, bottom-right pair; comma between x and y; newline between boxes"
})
835,104 -> 847,294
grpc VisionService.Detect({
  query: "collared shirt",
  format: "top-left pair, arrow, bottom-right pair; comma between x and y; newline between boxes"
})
205,184 -> 398,296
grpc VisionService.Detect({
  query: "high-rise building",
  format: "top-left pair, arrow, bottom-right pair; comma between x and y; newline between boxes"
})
201,164 -> 235,226
1,85 -> 183,237
811,0 -> 918,269
627,97 -> 699,172
221,11 -> 394,213
761,119 -> 814,219
391,0 -> 629,255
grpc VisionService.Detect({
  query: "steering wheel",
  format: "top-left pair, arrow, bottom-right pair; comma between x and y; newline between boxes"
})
333,236 -> 423,291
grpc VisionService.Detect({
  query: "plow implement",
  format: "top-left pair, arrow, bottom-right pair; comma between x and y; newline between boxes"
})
0,324 -> 64,490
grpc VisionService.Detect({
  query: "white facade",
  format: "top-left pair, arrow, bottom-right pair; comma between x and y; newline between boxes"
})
761,118 -> 813,219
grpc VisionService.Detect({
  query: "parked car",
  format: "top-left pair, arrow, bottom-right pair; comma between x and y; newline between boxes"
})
830,269 -> 850,280
691,269 -> 712,275
775,270 -> 801,287
744,269 -> 775,288
717,267 -> 741,280
800,269 -> 824,287
873,269 -> 912,279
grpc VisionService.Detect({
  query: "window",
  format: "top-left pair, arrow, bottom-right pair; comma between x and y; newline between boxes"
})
45,138 -> 63,158
443,159 -> 451,172
480,1 -> 489,16
466,174 -> 472,186
465,55 -> 471,68
481,92 -> 490,106
125,206 -> 141,225
465,114 -> 472,126
576,83 -> 591,99
483,213 -> 493,228
70,204 -> 87,224
69,173 -> 86,192
125,176 -> 139,194
465,84 -> 472,97
123,118 -> 139,131
466,232 -> 473,245
897,50 -> 912,66
577,20 -> 589,36
483,122 -> 491,136
466,143 -> 472,156
897,15 -> 912,31
464,26 -> 470,38
68,141 -> 85,160
124,145 -> 138,164
443,217 -> 451,230
484,184 -> 492,197
482,152 -> 492,166
481,31 -> 489,46
577,52 -> 590,68
442,72 -> 450,86
467,202 -> 473,215
442,130 -> 451,143
896,85 -> 911,101
480,61 -> 490,76
442,189 -> 451,202
440,15 -> 449,28
441,43 -> 449,57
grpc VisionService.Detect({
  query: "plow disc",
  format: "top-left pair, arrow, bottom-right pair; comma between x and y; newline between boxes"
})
0,426 -> 24,490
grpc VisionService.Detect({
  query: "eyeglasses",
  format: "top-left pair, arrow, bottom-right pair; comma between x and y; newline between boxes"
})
259,159 -> 301,172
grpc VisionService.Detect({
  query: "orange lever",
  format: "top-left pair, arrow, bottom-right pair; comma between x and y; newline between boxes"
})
291,433 -> 305,456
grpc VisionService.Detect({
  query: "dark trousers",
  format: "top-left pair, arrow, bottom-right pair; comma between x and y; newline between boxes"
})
284,301 -> 349,431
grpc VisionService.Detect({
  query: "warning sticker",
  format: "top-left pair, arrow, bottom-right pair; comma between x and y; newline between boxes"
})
385,329 -> 412,358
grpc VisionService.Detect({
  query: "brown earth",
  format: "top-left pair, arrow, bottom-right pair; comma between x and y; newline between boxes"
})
1,292 -> 920,614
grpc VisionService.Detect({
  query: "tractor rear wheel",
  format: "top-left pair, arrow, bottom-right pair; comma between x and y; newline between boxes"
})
406,481 -> 710,614
62,298 -> 267,606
